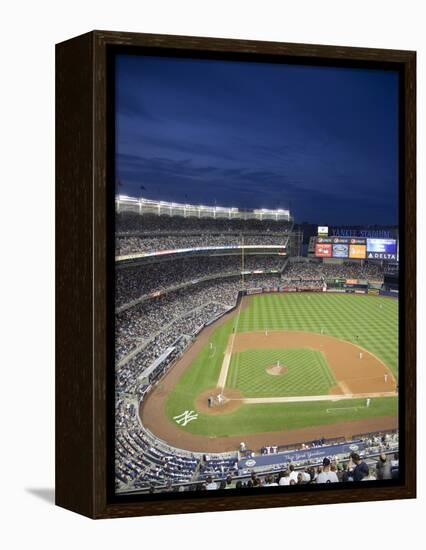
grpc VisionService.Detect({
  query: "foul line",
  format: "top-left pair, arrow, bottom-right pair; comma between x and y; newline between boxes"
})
240,391 -> 397,405
217,298 -> 243,390
326,406 -> 365,413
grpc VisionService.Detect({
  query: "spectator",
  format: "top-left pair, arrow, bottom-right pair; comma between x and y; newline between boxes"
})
376,453 -> 392,480
288,464 -> 298,483
279,470 -> 290,486
264,476 -> 279,487
316,458 -> 339,483
348,452 -> 369,481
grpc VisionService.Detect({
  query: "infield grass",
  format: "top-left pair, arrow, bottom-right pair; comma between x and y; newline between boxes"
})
227,348 -> 336,397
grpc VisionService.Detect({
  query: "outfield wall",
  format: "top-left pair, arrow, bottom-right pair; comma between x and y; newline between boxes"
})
379,289 -> 399,298
245,285 -> 400,297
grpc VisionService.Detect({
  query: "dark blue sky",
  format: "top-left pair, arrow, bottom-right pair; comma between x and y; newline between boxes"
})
116,55 -> 399,225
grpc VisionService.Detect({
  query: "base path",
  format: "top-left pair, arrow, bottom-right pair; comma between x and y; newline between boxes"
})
217,348 -> 232,390
217,298 -> 244,389
242,391 -> 396,405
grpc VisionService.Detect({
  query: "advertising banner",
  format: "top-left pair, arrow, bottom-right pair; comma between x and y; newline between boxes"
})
326,288 -> 346,293
367,238 -> 397,253
332,243 -> 349,258
366,238 -> 397,260
318,225 -> 329,236
315,243 -> 332,257
349,244 -> 366,259
238,441 -> 366,470
379,289 -> 399,298
348,238 -> 367,245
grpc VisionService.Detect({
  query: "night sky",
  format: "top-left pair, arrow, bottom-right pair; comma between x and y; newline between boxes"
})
116,54 -> 399,226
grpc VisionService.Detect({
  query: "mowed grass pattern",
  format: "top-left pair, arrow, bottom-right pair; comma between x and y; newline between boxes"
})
165,293 -> 398,437
227,348 -> 336,397
237,293 -> 398,377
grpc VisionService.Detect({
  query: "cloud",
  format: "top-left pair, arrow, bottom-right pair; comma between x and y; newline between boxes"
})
115,55 -> 399,224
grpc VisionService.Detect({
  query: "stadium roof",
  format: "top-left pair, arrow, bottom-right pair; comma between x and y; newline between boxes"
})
116,195 -> 292,222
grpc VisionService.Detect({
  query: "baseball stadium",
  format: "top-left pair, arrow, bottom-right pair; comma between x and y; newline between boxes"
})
114,195 -> 400,494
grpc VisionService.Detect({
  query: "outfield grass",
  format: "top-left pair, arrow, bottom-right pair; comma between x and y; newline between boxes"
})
226,348 -> 336,397
165,293 -> 398,436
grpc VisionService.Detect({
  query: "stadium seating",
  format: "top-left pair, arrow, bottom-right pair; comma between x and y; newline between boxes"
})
114,210 -> 392,493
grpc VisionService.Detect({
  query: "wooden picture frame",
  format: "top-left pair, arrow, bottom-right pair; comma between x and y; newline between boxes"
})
56,30 -> 416,519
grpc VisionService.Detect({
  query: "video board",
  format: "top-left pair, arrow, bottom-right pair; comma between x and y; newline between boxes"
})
366,238 -> 397,260
315,236 -> 398,261
332,243 -> 349,258
315,243 -> 332,257
349,244 -> 366,259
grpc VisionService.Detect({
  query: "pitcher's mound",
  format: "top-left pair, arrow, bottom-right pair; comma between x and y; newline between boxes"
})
196,388 -> 244,414
266,364 -> 289,376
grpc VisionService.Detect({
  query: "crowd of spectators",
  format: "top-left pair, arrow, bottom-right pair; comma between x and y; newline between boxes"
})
121,431 -> 399,493
115,257 -> 385,368
282,262 -> 324,281
320,262 -> 384,280
115,394 -> 239,492
116,302 -> 228,392
116,419 -> 200,489
220,451 -> 398,489
116,273 -> 282,364
116,212 -> 292,235
116,277 -> 243,360
116,256 -> 286,307
117,234 -> 288,256
282,260 -> 384,282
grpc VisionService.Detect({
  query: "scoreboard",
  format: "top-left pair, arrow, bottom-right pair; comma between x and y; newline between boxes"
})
315,236 -> 397,261
365,238 -> 398,260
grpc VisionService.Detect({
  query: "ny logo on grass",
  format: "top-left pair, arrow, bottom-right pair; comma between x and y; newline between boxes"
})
173,410 -> 198,426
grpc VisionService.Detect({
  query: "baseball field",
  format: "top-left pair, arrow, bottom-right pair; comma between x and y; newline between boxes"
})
141,293 -> 398,452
